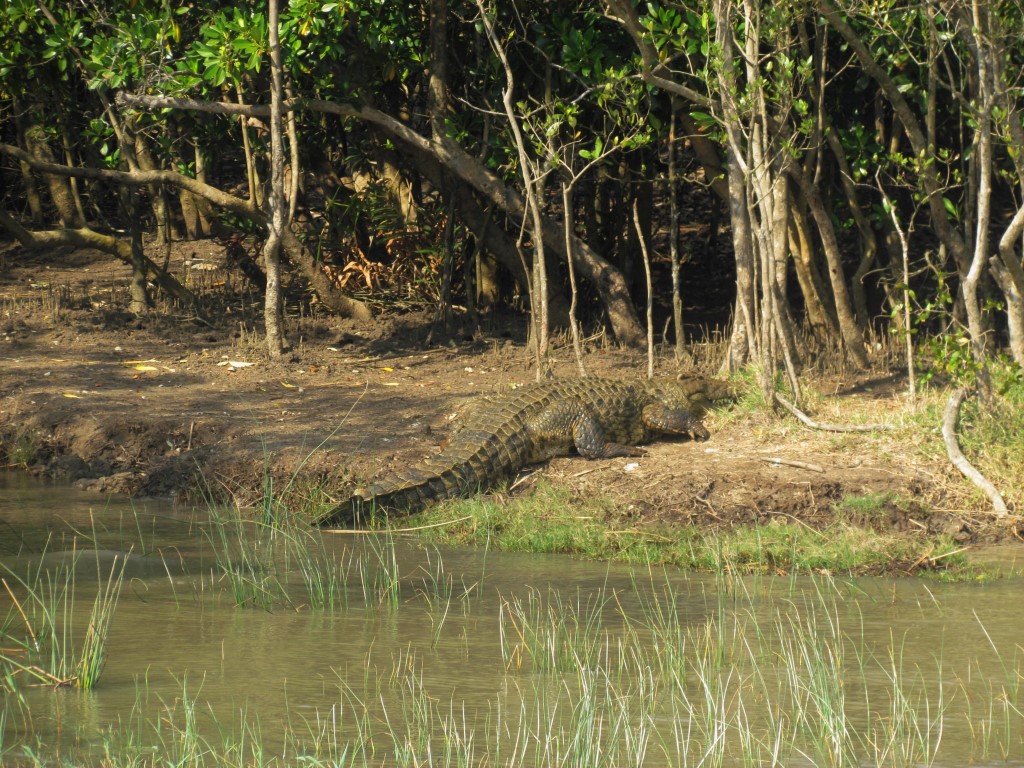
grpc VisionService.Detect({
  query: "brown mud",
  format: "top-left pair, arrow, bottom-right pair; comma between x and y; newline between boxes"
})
1,242 -> 1020,549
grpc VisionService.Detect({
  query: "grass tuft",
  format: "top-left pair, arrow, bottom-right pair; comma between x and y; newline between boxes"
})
399,480 -> 968,577
0,538 -> 127,690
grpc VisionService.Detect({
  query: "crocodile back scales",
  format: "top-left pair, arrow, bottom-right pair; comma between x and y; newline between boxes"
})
327,376 -> 733,521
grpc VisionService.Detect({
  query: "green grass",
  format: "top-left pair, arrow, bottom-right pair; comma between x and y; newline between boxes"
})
954,367 -> 1024,497
0,538 -> 127,689
499,585 -> 610,673
21,570 -> 1022,766
398,480 -> 968,577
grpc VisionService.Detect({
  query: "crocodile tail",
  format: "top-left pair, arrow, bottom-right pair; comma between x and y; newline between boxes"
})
324,431 -> 526,526
319,478 -> 445,527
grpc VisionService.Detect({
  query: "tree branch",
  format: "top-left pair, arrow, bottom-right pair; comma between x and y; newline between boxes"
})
0,207 -> 201,311
118,91 -> 644,343
941,388 -> 1008,516
774,392 -> 894,432
0,141 -> 370,318
603,0 -> 713,109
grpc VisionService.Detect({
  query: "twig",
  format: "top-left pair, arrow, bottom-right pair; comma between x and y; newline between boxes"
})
941,387 -> 1008,517
774,392 -> 894,432
2,579 -> 38,651
509,468 -> 542,491
761,456 -> 825,473
929,545 -> 971,562
322,515 -> 474,534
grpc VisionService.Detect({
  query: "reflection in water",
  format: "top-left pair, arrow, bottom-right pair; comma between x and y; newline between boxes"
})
1,472 -> 1023,766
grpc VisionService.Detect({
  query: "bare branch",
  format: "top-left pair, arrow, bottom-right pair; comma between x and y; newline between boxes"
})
942,388 -> 1009,516
603,0 -> 713,109
774,392 -> 895,432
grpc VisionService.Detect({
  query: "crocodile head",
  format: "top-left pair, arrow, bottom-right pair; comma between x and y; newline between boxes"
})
651,376 -> 737,415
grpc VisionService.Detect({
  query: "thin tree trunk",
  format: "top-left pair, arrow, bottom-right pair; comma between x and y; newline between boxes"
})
633,201 -> 655,379
24,122 -> 77,227
668,106 -> 686,361
193,141 -> 214,234
562,184 -> 588,375
476,0 -> 549,376
118,92 -> 646,344
789,164 -> 869,368
788,203 -> 838,336
124,190 -> 152,313
961,0 -> 994,401
284,82 -> 301,225
237,85 -> 259,206
262,0 -> 286,357
13,101 -> 44,225
714,0 -> 757,375
59,120 -> 87,225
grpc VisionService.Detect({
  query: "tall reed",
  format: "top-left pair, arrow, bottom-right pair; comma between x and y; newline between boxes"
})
0,538 -> 127,689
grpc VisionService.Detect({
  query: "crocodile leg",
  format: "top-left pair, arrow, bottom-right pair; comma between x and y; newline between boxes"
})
572,407 -> 646,459
642,402 -> 710,441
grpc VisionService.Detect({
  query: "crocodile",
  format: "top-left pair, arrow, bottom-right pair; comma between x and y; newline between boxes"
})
321,375 -> 735,525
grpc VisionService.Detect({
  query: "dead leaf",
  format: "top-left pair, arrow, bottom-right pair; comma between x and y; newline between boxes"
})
281,381 -> 297,388
133,365 -> 159,372
62,393 -> 81,399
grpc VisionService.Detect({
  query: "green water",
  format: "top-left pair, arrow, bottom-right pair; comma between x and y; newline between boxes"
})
1,472 -> 1023,766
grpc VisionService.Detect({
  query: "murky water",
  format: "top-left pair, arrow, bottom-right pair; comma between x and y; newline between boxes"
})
1,472 -> 1023,766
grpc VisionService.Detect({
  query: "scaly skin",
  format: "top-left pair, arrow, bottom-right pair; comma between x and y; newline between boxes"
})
322,376 -> 735,524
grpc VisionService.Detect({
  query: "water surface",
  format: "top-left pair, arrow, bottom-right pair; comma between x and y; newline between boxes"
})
1,473 -> 1022,766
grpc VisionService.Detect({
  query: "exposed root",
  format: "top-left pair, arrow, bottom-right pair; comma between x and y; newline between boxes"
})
774,392 -> 895,432
941,387 -> 1008,517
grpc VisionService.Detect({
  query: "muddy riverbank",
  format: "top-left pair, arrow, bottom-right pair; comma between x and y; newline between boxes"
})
1,243 -> 1020,550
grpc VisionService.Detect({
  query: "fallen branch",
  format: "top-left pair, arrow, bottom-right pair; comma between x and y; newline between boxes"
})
774,392 -> 894,432
0,143 -> 371,319
0,207 -> 202,313
761,456 -> 825,473
941,387 -> 1008,517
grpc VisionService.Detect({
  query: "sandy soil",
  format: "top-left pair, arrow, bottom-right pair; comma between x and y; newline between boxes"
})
1,241 -> 1019,547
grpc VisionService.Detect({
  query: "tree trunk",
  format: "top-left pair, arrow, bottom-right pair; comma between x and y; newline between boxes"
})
58,120 -> 87,225
788,203 -> 838,336
125,191 -> 153,313
715,0 -> 761,377
668,107 -> 686,359
128,126 -> 176,245
237,84 -> 260,206
119,92 -> 647,344
991,257 -> 1024,364
477,0 -> 550,373
789,164 -> 869,367
13,102 -> 45,225
193,141 -> 215,234
262,0 -> 286,358
24,122 -> 78,227
563,184 -> 588,375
